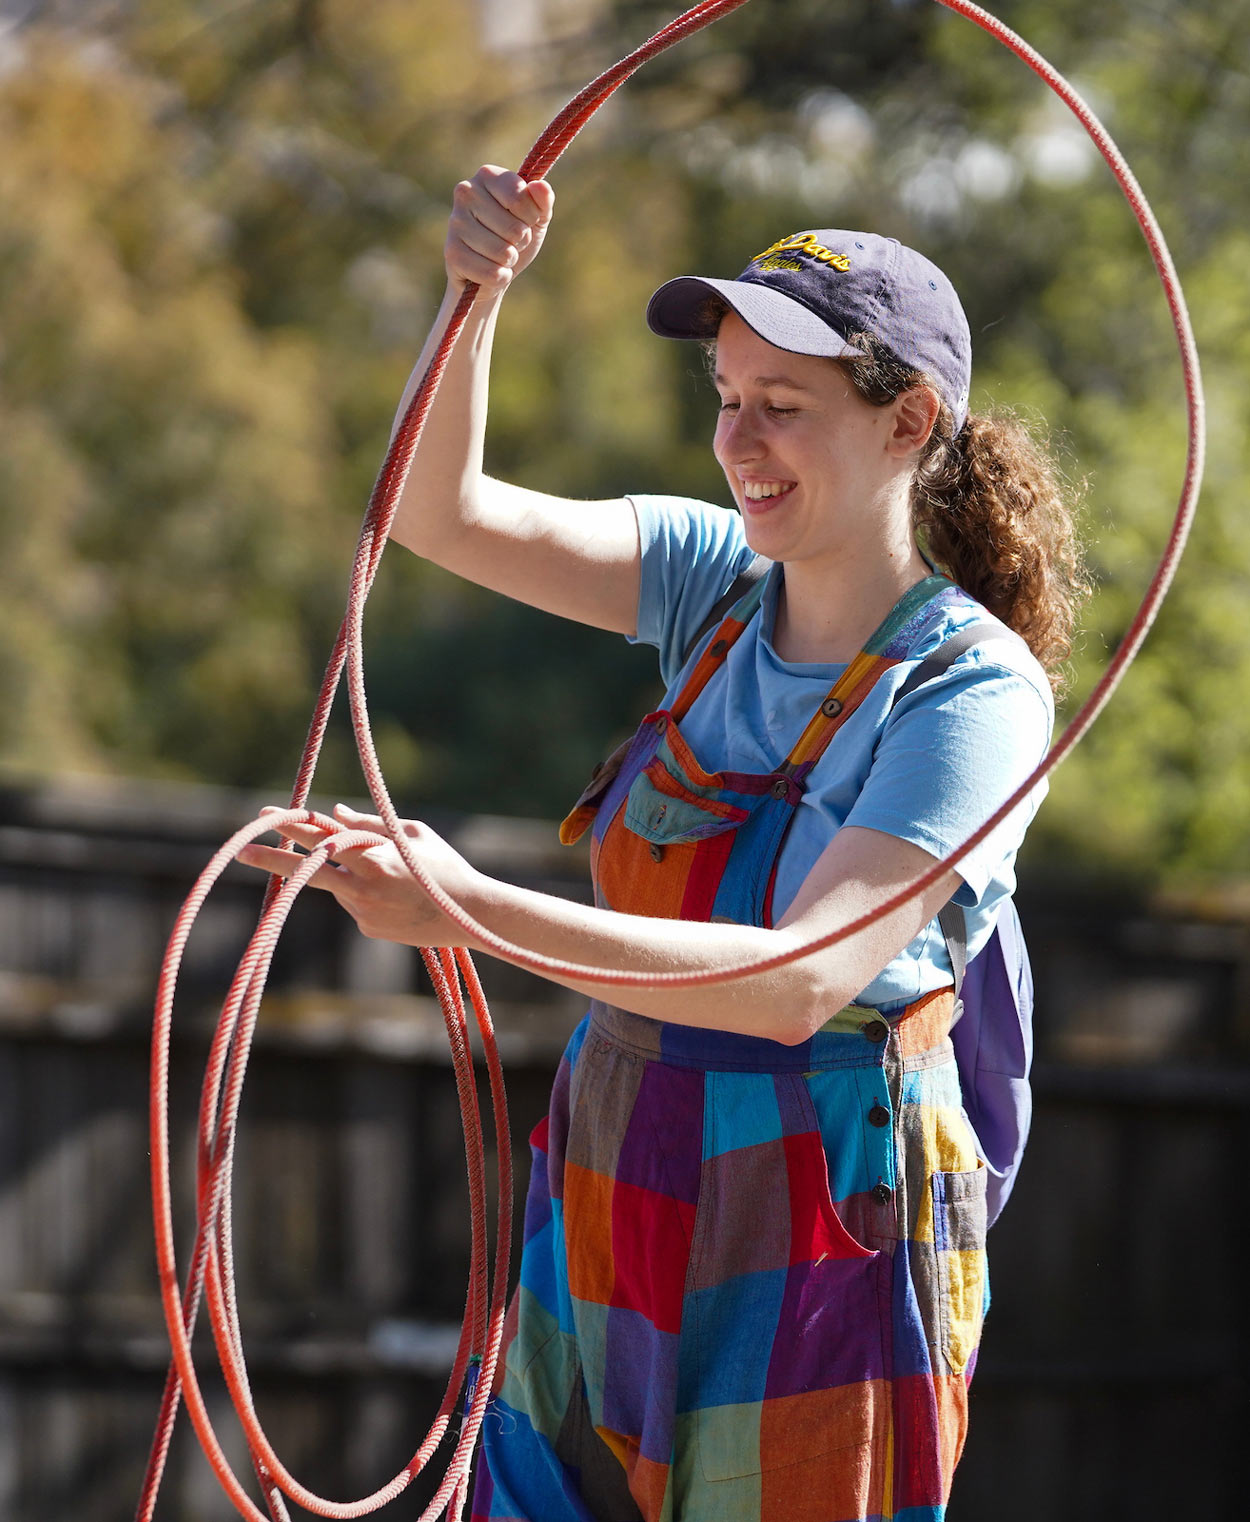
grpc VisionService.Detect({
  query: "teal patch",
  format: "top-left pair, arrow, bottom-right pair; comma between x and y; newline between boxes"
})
702,1070 -> 784,1159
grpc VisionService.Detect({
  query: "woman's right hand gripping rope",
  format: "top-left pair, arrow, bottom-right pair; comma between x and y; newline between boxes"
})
445,166 -> 554,298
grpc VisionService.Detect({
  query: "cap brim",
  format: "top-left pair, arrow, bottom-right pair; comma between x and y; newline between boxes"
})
645,276 -> 862,360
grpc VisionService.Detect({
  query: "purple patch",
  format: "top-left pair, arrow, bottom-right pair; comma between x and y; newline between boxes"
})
589,725 -> 663,853
522,1171 -> 553,1247
601,1305 -> 681,1464
687,1141 -> 793,1292
469,1451 -> 495,1518
889,1236 -> 935,1379
764,1255 -> 887,1398
773,1071 -> 815,1136
545,1057 -> 573,1201
614,1063 -> 705,1204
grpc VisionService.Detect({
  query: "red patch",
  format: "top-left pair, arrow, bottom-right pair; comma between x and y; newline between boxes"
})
892,1372 -> 968,1508
784,1132 -> 875,1264
678,827 -> 737,922
610,1177 -> 696,1334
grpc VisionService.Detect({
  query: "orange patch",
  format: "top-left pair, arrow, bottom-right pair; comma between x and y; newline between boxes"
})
933,1373 -> 970,1488
897,987 -> 957,1059
595,830 -> 703,922
563,1163 -> 616,1306
758,1382 -> 889,1521
628,1452 -> 671,1522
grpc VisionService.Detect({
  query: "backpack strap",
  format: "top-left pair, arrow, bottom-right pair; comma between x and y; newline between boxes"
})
680,555 -> 771,666
890,621 -> 1014,705
938,901 -> 969,1000
888,619 -> 1026,1001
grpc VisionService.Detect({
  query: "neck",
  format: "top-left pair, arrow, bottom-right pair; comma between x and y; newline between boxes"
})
772,537 -> 933,664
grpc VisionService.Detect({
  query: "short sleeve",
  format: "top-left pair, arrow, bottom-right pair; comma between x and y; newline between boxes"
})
627,495 -> 762,688
842,653 -> 1053,904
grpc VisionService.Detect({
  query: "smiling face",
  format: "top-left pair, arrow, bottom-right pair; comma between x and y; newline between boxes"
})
711,310 -> 931,571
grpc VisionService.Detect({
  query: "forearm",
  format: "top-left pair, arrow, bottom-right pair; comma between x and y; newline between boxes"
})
239,815 -> 954,1043
384,281 -> 504,561
450,870 -> 845,1045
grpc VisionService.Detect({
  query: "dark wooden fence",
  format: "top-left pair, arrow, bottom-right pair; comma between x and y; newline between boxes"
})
1,776 -> 1246,1520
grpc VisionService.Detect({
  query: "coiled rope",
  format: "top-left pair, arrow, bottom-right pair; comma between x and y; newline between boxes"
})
139,1 -> 1205,1518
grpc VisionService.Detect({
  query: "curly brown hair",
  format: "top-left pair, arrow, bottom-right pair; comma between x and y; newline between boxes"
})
842,332 -> 1088,692
696,300 -> 1088,692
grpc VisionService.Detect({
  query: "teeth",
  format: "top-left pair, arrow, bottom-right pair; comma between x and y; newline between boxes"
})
743,480 -> 793,501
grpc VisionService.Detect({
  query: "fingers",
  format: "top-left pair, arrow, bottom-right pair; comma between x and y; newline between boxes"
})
239,805 -> 417,894
524,179 -> 555,224
242,807 -> 376,888
334,803 -> 382,828
446,165 -> 554,294
464,180 -> 534,247
254,803 -> 388,841
262,817 -> 331,849
236,842 -> 344,892
475,164 -> 550,231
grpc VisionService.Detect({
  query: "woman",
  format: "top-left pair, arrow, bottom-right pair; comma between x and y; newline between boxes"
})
240,167 -> 1083,1521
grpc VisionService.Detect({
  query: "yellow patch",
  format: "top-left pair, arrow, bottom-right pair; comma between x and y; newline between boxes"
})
942,1247 -> 986,1372
912,1104 -> 981,1243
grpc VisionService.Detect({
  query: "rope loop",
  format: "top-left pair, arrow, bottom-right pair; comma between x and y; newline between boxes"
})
139,2 -> 1204,1518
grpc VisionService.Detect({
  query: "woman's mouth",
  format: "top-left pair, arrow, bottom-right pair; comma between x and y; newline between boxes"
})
740,478 -> 797,512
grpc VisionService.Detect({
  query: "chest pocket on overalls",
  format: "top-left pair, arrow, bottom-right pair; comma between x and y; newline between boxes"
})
622,754 -> 750,846
593,723 -> 762,922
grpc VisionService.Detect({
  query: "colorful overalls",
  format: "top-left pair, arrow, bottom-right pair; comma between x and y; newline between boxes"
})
472,575 -> 990,1522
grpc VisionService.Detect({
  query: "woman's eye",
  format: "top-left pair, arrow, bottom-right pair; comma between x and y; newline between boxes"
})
715,400 -> 797,417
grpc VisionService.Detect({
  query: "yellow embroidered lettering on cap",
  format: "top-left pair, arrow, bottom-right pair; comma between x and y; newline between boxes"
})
751,235 -> 790,261
752,231 -> 851,273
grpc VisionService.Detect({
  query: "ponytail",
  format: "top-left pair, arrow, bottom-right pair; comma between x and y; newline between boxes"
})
842,335 -> 1089,693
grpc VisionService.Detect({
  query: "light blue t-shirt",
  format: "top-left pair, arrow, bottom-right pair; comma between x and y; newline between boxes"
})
626,494 -> 1054,1011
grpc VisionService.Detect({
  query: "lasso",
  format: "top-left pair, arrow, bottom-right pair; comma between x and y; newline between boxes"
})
137,2 -> 1205,1518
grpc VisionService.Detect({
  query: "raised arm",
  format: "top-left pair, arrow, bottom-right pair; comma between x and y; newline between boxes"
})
387,165 -> 642,635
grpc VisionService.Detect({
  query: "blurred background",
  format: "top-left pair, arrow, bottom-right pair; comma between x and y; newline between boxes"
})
0,0 -> 1247,1516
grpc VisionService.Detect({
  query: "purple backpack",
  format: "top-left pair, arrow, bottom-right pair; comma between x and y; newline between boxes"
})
938,897 -> 1033,1227
891,622 -> 1035,1228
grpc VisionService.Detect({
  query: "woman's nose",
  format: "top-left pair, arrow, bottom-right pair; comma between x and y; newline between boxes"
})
717,409 -> 762,462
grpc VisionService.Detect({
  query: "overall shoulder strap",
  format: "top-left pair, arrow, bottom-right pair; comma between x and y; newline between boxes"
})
670,556 -> 771,724
782,575 -> 957,781
680,555 -> 771,666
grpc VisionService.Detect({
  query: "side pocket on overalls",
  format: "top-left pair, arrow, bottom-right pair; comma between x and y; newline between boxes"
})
930,1162 -> 989,1374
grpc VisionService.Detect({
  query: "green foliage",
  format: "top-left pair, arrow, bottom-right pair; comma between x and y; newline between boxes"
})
0,0 -> 1246,884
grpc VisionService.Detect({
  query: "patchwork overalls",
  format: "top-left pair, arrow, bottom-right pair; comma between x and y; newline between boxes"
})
472,575 -> 989,1522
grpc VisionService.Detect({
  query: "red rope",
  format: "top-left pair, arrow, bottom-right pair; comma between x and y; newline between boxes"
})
140,1 -> 1204,1517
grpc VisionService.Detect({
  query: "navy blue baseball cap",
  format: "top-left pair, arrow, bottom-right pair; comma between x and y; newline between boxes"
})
646,229 -> 972,433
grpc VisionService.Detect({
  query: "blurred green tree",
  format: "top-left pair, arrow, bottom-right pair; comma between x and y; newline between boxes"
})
0,0 -> 1244,884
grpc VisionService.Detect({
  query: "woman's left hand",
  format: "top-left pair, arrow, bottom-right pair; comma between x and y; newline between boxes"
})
236,804 -> 483,948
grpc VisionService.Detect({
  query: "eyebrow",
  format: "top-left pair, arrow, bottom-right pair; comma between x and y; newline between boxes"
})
713,371 -> 818,392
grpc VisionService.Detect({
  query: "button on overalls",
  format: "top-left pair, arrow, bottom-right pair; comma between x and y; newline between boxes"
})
472,574 -> 989,1522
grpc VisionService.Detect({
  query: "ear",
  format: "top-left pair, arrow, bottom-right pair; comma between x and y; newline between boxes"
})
886,385 -> 941,458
